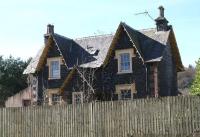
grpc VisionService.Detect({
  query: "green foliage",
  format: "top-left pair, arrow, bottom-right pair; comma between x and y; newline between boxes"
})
178,65 -> 195,89
0,56 -> 30,105
190,58 -> 200,95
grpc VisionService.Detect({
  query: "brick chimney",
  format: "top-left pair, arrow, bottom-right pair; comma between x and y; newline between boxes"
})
46,24 -> 54,34
44,24 -> 54,44
155,6 -> 169,31
159,6 -> 164,17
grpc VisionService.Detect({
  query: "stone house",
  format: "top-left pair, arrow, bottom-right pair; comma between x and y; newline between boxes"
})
23,6 -> 184,105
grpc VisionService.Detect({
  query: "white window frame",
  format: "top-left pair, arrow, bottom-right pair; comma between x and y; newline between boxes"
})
115,84 -> 136,100
47,57 -> 61,80
72,92 -> 83,105
52,94 -> 61,103
47,88 -> 61,105
115,49 -> 135,74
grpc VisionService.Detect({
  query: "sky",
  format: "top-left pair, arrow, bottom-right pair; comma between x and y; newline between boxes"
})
0,0 -> 199,67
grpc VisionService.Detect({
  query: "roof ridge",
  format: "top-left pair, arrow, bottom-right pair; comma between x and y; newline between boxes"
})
139,28 -> 156,31
75,33 -> 113,41
54,33 -> 72,40
121,22 -> 137,31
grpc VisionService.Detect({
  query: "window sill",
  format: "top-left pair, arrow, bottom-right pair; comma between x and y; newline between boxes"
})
48,77 -> 61,80
117,71 -> 133,75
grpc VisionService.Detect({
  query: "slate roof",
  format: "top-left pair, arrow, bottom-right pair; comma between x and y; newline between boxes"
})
23,34 -> 113,74
23,46 -> 44,74
53,34 -> 96,68
121,23 -> 170,62
23,23 -> 176,74
74,34 -> 114,68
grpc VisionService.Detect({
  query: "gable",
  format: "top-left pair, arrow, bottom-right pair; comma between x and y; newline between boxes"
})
23,35 -> 66,74
53,34 -> 95,68
24,34 -> 96,74
114,28 -> 135,50
34,36 -> 55,72
103,22 -> 143,67
103,22 -> 184,72
46,40 -> 62,58
24,22 -> 184,74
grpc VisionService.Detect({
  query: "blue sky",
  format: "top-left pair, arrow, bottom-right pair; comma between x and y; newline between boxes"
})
0,0 -> 199,66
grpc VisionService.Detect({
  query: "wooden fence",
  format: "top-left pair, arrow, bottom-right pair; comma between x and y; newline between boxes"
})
0,96 -> 200,137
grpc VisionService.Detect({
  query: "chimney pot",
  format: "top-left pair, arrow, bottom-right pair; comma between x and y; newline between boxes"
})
155,6 -> 169,31
47,24 -> 54,34
159,6 -> 164,17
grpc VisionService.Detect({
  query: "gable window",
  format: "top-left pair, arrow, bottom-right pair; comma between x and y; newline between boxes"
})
72,92 -> 83,104
120,53 -> 131,71
115,49 -> 134,74
115,84 -> 136,100
47,58 -> 61,79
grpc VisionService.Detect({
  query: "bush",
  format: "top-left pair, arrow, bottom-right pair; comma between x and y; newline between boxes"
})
190,58 -> 200,95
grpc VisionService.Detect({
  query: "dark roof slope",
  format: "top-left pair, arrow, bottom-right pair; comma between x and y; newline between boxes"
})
122,23 -> 170,62
74,34 -> 113,68
53,34 -> 95,68
139,28 -> 170,62
24,34 -> 113,74
23,46 -> 44,74
24,22 -> 183,74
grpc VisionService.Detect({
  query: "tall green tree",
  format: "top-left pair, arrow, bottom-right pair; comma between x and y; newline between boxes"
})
0,56 -> 30,106
190,58 -> 200,95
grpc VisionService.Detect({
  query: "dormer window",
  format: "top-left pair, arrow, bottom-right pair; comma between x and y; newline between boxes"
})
47,57 -> 61,79
115,49 -> 134,74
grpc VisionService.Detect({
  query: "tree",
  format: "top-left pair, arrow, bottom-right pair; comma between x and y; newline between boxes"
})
178,65 -> 195,95
0,56 -> 30,106
190,58 -> 200,95
75,67 -> 97,102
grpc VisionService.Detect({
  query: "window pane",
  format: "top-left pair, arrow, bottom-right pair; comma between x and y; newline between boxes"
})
52,94 -> 60,102
121,89 -> 131,100
75,94 -> 81,103
120,53 -> 130,71
50,60 -> 60,78
73,92 -> 83,104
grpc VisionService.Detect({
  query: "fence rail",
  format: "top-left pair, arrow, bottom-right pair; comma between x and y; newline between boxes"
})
0,96 -> 200,137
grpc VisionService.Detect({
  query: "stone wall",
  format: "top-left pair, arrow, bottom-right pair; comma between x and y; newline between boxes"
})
158,42 -> 178,96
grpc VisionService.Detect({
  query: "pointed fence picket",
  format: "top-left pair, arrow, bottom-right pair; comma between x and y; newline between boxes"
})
0,96 -> 200,137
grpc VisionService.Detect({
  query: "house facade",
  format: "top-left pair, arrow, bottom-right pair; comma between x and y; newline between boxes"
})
23,6 -> 184,105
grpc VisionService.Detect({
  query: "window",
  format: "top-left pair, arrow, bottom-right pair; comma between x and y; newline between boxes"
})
50,60 -> 60,78
22,100 -> 31,107
72,92 -> 83,104
115,49 -> 134,74
52,94 -> 61,103
115,84 -> 136,100
121,89 -> 132,100
48,58 -> 61,79
120,53 -> 131,71
46,88 -> 61,105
